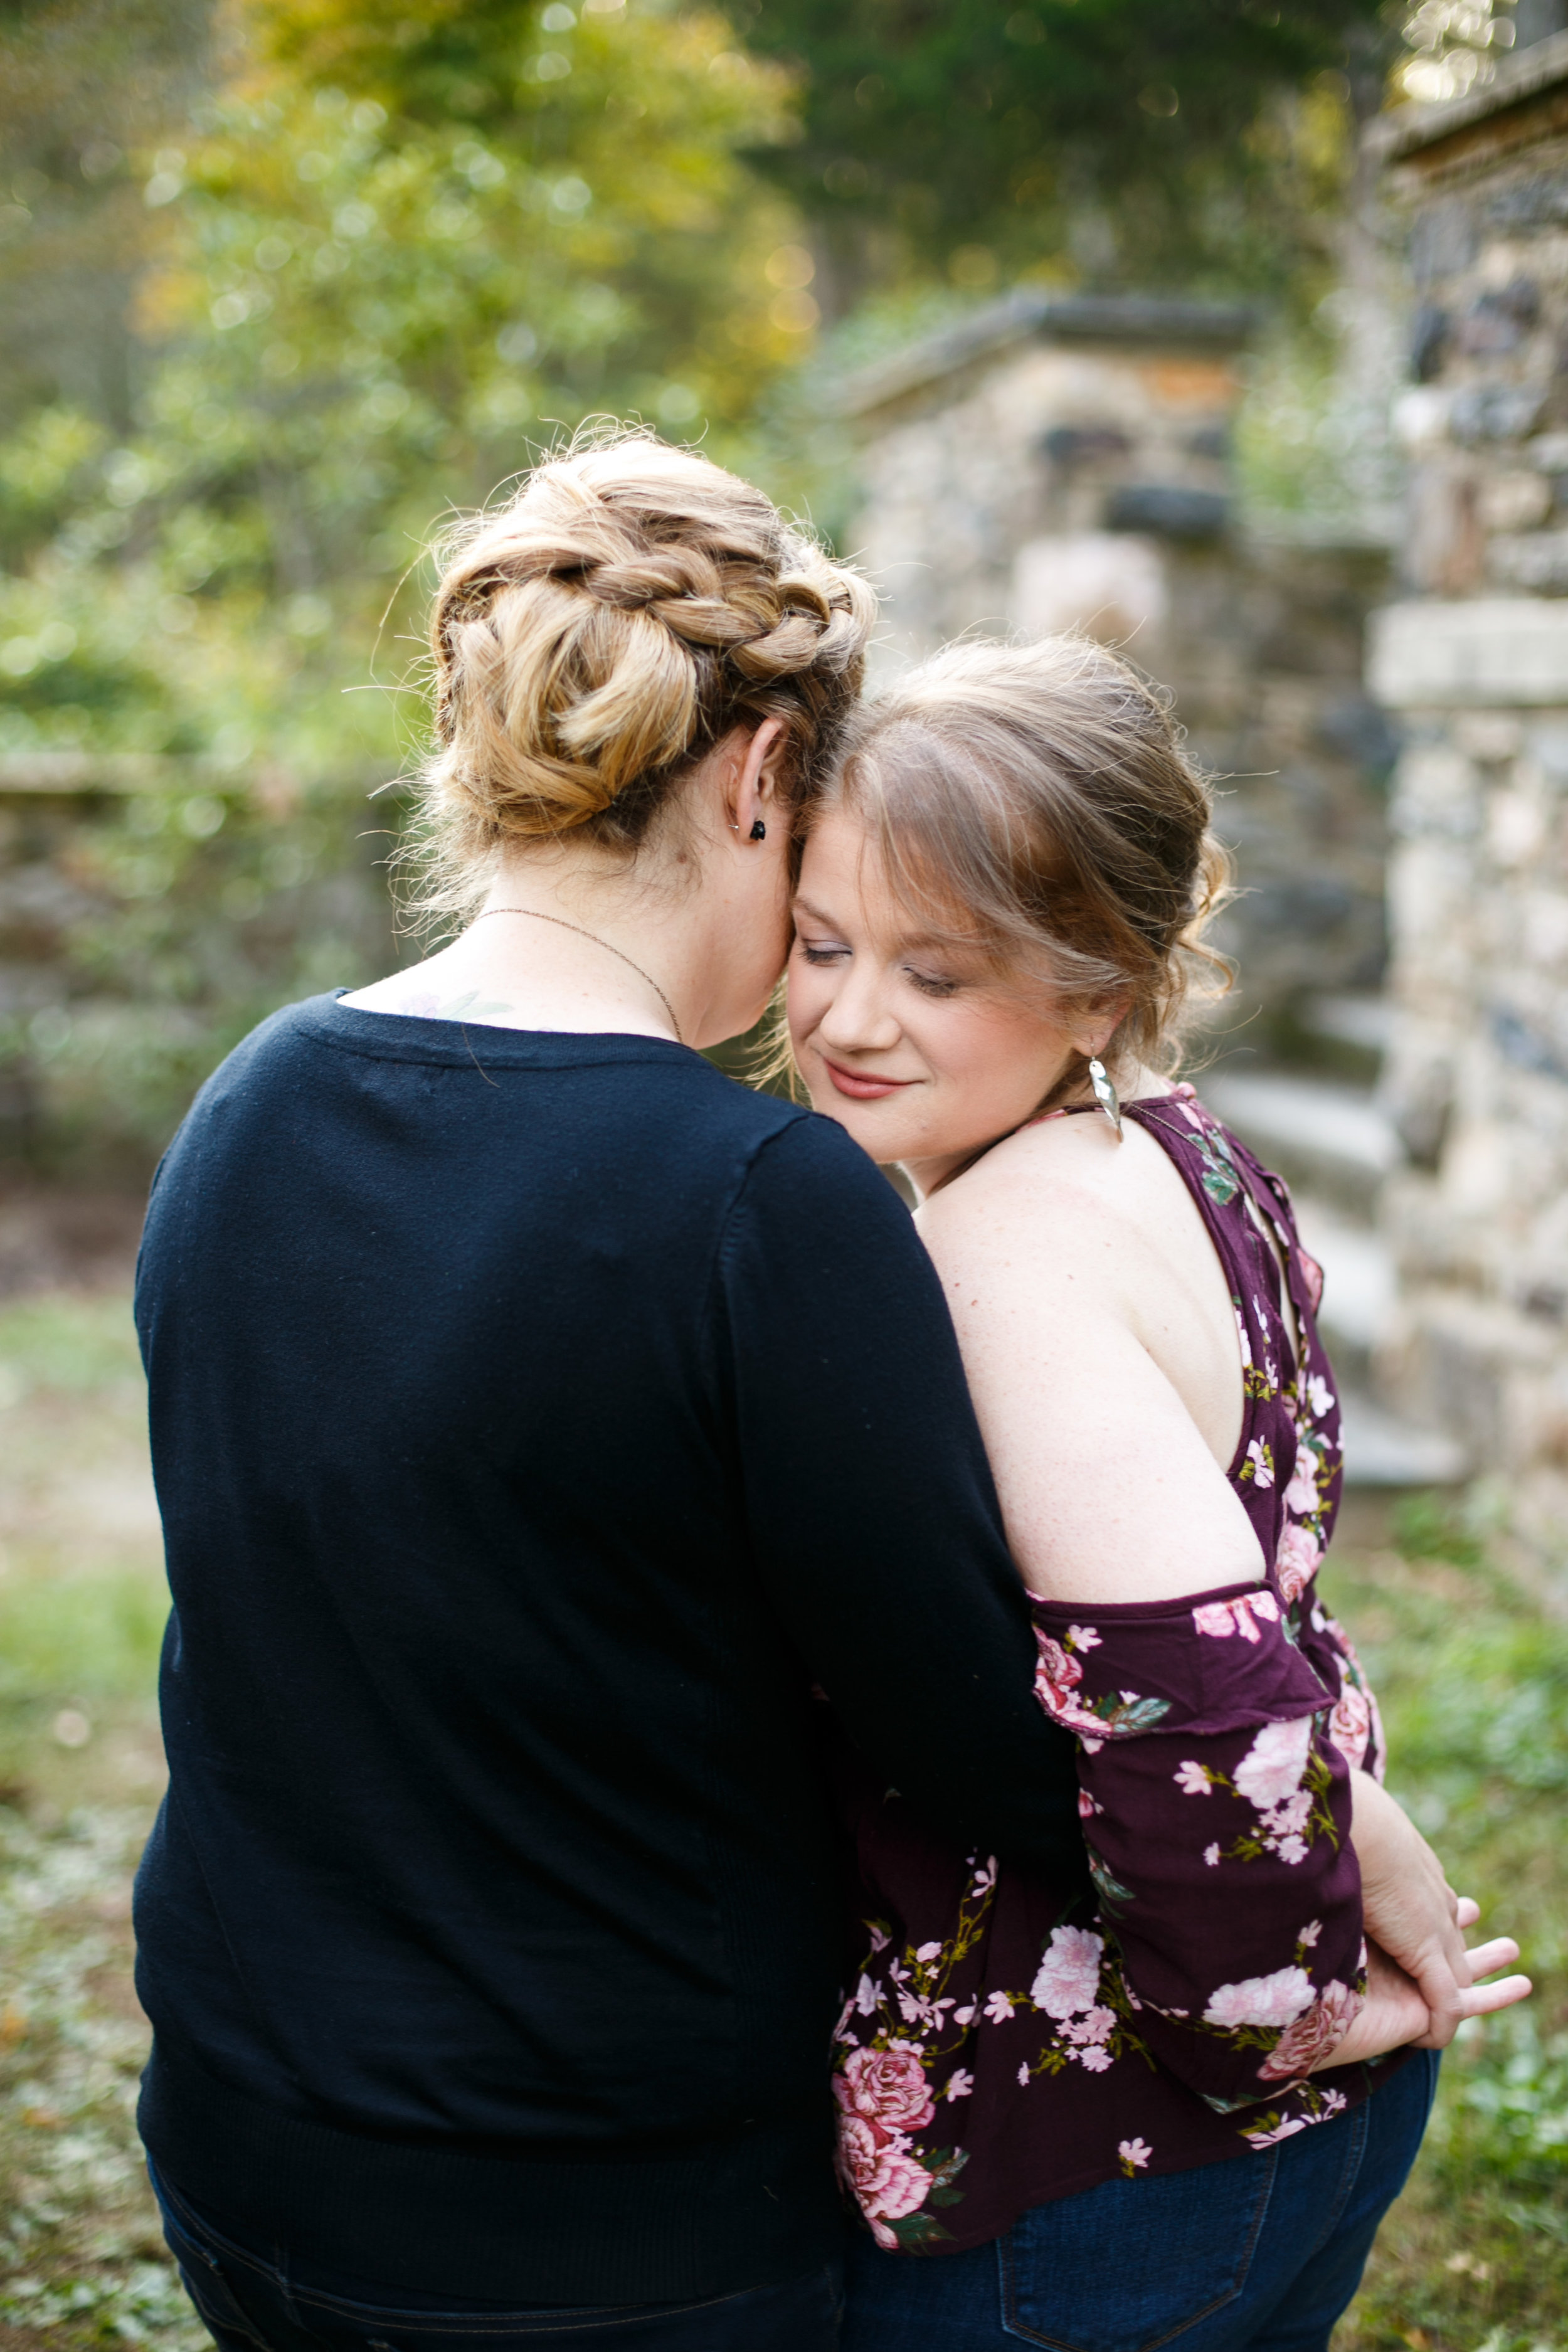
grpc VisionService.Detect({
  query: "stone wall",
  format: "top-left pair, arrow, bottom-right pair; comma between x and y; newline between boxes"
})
1367,39 -> 1568,1522
839,296 -> 1395,1037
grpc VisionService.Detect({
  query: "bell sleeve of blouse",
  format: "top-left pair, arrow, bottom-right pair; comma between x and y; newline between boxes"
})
1030,1582 -> 1367,2116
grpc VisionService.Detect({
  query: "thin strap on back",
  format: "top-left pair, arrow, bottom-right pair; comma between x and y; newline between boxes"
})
1022,1085 -> 1317,1386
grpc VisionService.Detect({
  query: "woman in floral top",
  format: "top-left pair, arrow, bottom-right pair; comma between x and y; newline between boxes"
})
785,637 -> 1529,2351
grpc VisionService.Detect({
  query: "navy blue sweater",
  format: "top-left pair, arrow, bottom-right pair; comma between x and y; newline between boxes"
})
133,994 -> 1083,2303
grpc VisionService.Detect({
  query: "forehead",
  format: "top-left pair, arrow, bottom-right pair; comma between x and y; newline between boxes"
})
797,805 -> 880,890
796,808 -> 979,956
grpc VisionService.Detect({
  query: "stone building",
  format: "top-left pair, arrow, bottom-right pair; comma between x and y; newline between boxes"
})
1367,34 -> 1568,1528
835,292 -> 1396,1037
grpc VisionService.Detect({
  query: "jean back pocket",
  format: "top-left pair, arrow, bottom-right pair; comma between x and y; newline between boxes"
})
999,2148 -> 1278,2352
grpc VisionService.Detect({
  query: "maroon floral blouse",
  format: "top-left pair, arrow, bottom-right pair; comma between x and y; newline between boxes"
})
831,1088 -> 1396,2254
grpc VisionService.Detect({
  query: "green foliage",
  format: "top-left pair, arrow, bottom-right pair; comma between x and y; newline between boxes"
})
0,1291 -> 168,1712
740,0 -> 1394,305
0,0 -> 215,438
1435,2005 -> 1568,2182
0,1569 -> 167,1707
0,0 -> 816,1165
129,3 -> 803,612
1391,1489 -> 1490,1571
0,1289 -> 141,1397
6,0 -> 808,753
0,1804 -> 203,2352
1316,1511 -> 1568,2347
1232,318 -> 1406,534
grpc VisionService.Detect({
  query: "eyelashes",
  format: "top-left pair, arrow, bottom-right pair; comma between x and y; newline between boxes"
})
798,941 -> 960,998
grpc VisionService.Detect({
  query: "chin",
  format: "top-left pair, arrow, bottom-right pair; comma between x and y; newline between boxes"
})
808,1090 -> 898,1159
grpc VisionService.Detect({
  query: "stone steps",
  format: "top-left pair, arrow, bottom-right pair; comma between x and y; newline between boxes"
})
1335,1389 -> 1468,1488
1202,1068 -> 1397,1218
1290,1194 -> 1394,1378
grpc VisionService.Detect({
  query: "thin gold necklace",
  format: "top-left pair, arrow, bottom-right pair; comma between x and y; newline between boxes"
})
472,908 -> 684,1046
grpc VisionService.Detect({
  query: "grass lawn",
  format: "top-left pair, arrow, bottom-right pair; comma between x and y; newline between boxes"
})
0,1286 -> 1564,2352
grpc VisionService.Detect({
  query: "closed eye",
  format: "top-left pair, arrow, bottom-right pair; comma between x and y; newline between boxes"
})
907,968 -> 959,999
798,940 -> 849,965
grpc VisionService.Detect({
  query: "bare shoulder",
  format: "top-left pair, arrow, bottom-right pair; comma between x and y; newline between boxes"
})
916,1109 -> 1180,1281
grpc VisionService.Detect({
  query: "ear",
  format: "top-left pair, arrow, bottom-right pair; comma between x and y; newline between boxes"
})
725,718 -> 790,837
1072,1002 -> 1131,1061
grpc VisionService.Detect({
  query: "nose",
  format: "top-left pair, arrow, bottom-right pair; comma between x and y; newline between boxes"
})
815,961 -> 903,1056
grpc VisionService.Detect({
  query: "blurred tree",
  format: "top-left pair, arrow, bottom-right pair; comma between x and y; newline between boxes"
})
1399,0 -> 1522,102
0,0 -> 217,435
735,0 -> 1401,312
0,0 -> 811,1165
4,0 -> 804,674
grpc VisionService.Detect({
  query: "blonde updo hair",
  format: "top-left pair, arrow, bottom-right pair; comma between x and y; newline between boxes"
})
411,430 -> 876,907
819,635 -> 1233,1105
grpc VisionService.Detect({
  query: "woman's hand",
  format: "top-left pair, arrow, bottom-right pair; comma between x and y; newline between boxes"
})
1349,1769 -> 1490,2044
1316,1929 -> 1531,2070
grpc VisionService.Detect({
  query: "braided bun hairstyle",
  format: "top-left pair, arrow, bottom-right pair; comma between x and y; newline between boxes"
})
413,430 -> 876,902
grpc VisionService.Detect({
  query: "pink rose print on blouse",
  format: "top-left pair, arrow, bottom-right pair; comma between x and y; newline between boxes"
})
1192,1590 -> 1281,1644
1202,1964 -> 1315,2031
1032,1633 -> 1107,1737
836,2113 -> 932,2247
1276,1520 -> 1322,1606
1322,1618 -> 1386,1778
1234,1305 -> 1254,1367
1242,2112 -> 1311,2149
1329,1676 -> 1372,1771
1232,1714 -> 1314,1813
1030,1925 -> 1105,2020
1296,1247 -> 1325,1313
1061,2004 -> 1118,2072
835,2042 -> 936,2135
1256,1979 -> 1363,2082
1282,1448 -> 1321,1520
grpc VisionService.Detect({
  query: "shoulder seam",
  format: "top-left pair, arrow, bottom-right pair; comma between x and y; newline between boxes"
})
699,1106 -> 827,1394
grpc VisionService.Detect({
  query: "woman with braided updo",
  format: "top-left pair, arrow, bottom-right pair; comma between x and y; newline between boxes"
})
131,434 -> 1093,2351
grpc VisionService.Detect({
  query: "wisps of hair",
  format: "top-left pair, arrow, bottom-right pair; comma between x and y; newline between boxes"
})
395,423 -> 876,930
792,633 -> 1233,1105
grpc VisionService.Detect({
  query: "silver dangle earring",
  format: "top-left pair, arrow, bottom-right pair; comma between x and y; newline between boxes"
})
1088,1057 -> 1122,1138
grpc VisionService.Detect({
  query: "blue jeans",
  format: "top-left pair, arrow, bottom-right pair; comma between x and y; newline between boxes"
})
149,2160 -> 844,2351
842,2052 -> 1438,2352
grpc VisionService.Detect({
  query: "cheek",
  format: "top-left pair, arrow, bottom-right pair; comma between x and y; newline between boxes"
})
784,952 -> 830,1046
928,1005 -> 1066,1124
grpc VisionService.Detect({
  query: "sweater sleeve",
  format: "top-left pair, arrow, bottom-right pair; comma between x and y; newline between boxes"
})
716,1113 -> 1087,1886
1030,1583 -> 1366,2109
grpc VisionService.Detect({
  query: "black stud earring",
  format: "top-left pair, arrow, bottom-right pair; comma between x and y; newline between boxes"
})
748,818 -> 766,841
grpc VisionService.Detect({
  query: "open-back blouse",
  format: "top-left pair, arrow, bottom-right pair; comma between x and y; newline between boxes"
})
831,1086 -> 1399,2254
